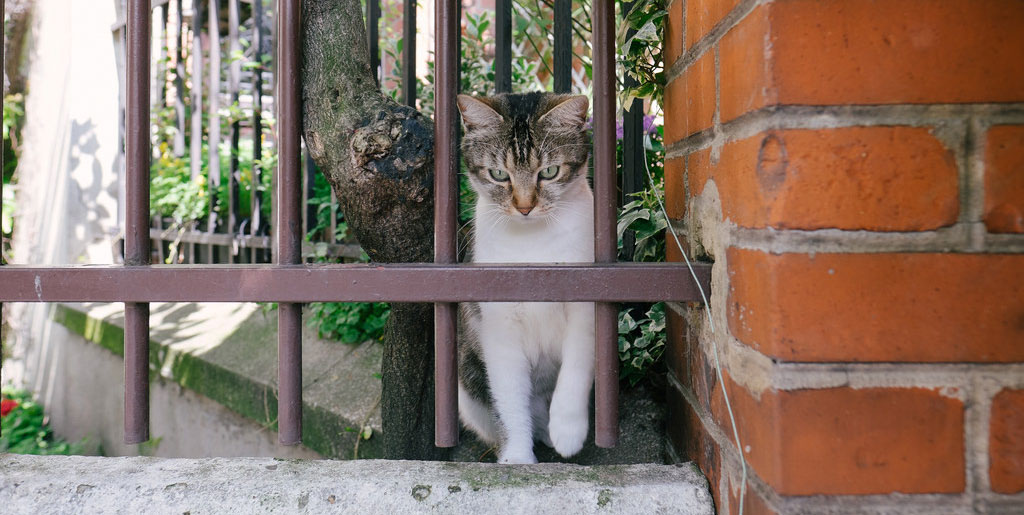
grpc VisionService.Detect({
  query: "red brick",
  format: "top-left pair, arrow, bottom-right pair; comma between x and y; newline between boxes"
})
663,73 -> 685,145
682,51 -> 716,138
984,126 -> 1024,233
665,307 -> 687,378
710,374 -> 966,495
666,383 -> 723,511
990,389 -> 1024,493
664,0 -> 684,68
727,249 -> 1024,362
687,0 -> 740,49
689,128 -> 959,231
666,307 -> 716,410
719,1 -> 1024,121
688,148 -> 712,198
719,5 -> 770,122
663,157 -> 686,220
726,479 -> 776,515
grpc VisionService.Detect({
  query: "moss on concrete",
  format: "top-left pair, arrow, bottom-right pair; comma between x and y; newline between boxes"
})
52,303 -> 383,459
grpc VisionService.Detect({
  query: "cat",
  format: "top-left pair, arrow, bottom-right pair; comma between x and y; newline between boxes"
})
456,92 -> 595,464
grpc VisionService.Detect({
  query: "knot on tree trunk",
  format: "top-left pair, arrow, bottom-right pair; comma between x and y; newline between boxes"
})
351,105 -> 433,192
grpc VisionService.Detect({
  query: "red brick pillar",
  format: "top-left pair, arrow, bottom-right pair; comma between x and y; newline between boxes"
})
662,1 -> 1024,512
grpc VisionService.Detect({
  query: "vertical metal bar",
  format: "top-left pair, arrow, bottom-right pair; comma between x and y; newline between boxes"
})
401,0 -> 416,106
329,189 -> 338,244
304,151 -> 316,241
553,0 -> 572,93
365,0 -> 380,86
125,0 -> 153,445
494,0 -> 511,93
152,3 -> 165,112
620,1 -> 642,261
1,0 -> 5,345
434,0 -> 459,448
228,0 -> 242,260
276,0 -> 303,446
592,0 -> 618,448
190,0 -> 204,180
207,0 -> 222,262
187,0 -> 201,260
154,216 -> 166,263
251,0 -> 264,263
173,0 -> 186,156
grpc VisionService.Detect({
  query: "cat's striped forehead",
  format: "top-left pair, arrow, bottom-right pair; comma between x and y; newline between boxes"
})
462,92 -> 589,171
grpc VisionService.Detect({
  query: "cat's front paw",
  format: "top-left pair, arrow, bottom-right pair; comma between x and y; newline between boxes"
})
548,411 -> 587,458
498,448 -> 538,464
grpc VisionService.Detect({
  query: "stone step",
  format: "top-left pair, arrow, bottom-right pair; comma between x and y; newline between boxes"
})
0,455 -> 714,514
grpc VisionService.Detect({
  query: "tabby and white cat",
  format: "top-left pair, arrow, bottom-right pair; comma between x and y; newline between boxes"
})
456,92 -> 594,464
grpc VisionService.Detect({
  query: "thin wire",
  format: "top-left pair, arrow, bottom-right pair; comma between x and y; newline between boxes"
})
639,131 -> 747,515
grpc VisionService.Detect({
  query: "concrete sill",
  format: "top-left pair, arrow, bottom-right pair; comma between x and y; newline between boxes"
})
0,455 -> 714,514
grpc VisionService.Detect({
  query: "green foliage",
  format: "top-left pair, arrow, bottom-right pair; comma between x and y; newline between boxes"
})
3,93 -> 25,180
618,0 -> 667,106
149,96 -> 275,263
618,303 -> 666,386
303,172 -> 388,345
0,388 -> 86,455
307,301 -> 391,344
2,93 -> 25,262
616,122 -> 669,385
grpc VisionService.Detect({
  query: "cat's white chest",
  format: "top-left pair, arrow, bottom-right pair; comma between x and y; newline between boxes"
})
472,202 -> 594,264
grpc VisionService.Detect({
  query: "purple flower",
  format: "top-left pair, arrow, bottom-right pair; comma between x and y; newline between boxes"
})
643,114 -> 658,136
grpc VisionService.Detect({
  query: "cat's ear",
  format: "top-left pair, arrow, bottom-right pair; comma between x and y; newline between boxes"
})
457,94 -> 503,131
538,95 -> 589,131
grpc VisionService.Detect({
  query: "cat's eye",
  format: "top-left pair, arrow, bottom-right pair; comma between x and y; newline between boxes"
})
538,166 -> 559,180
488,168 -> 510,182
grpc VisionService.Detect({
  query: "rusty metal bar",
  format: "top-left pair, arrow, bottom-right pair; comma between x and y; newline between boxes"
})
173,0 -> 186,156
228,0 -> 242,255
207,0 -> 222,263
189,0 -> 204,180
365,0 -> 380,86
494,0 -> 511,93
1,0 -> 5,350
434,0 -> 461,447
553,0 -> 571,93
251,0 -> 265,263
276,0 -> 303,446
148,227 -> 363,259
0,263 -> 711,303
401,0 -> 416,106
125,0 -> 153,445
592,0 -> 618,448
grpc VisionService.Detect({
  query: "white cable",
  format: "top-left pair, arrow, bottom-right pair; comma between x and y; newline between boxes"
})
639,131 -> 747,515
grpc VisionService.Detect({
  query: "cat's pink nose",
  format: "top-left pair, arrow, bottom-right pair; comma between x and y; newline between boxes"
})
516,206 -> 534,216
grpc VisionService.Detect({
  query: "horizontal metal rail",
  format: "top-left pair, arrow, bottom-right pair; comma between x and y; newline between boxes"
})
0,263 -> 711,303
149,228 -> 363,259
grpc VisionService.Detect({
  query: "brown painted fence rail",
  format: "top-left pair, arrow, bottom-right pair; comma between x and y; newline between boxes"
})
0,263 -> 710,304
0,0 -> 710,451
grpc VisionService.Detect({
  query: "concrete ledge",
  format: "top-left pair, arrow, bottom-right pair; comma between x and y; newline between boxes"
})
52,302 -> 384,459
0,454 -> 713,514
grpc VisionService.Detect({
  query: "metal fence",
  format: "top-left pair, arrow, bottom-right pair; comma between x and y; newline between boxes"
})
112,0 -> 648,265
0,0 -> 711,449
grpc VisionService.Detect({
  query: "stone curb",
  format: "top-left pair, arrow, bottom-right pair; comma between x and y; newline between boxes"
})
0,454 -> 713,514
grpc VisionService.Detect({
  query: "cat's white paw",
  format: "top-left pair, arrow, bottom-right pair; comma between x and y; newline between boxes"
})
548,412 -> 587,458
498,448 -> 538,464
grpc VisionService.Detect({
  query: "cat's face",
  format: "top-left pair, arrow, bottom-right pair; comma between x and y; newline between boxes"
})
458,92 -> 590,221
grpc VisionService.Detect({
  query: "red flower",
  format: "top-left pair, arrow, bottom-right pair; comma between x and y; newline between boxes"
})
0,399 -> 17,417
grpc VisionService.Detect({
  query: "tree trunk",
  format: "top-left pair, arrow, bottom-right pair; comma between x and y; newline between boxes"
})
301,0 -> 444,460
